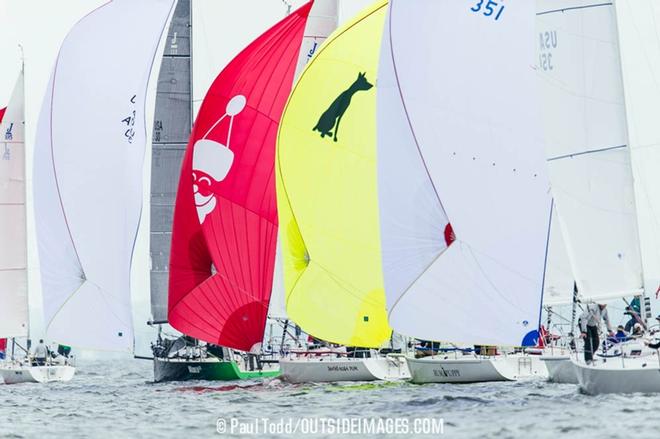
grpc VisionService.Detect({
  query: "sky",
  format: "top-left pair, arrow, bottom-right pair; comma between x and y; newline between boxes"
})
1,0 -> 660,356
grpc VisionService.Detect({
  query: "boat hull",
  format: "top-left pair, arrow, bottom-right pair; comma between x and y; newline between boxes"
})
0,364 -> 76,384
574,357 -> 660,395
541,355 -> 578,384
153,357 -> 279,382
407,354 -> 548,384
280,356 -> 410,383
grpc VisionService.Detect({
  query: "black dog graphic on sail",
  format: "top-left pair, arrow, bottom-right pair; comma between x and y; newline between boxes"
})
313,72 -> 373,142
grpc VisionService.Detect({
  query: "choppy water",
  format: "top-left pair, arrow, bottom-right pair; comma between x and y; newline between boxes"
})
2,357 -> 660,438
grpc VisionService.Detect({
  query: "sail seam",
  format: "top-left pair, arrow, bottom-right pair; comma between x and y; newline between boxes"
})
537,2 -> 612,16
546,144 -> 626,161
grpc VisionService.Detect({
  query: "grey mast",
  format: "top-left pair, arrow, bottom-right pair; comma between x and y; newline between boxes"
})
150,0 -> 192,324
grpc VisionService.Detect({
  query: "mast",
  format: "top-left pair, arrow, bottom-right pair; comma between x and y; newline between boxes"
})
20,44 -> 28,348
149,0 -> 193,325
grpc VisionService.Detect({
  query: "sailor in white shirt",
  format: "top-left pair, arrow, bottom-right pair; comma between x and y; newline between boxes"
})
579,303 -> 614,364
33,339 -> 49,366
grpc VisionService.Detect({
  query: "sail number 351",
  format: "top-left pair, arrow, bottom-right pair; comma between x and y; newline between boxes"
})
471,0 -> 505,21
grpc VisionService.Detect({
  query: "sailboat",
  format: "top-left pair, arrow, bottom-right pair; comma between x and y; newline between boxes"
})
32,0 -> 174,360
161,1 -> 321,382
0,67 -> 74,384
276,0 -> 410,383
536,0 -> 655,395
375,0 -> 552,384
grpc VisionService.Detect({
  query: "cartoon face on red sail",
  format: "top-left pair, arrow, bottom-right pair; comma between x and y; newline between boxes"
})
192,95 -> 246,224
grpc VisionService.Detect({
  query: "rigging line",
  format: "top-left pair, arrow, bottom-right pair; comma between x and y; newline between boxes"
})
546,144 -> 627,161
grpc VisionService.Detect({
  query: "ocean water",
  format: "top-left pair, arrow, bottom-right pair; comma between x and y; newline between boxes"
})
2,357 -> 660,438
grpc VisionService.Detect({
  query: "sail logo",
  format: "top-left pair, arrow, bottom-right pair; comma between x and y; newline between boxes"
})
170,32 -> 178,55
539,31 -> 557,72
192,95 -> 246,224
5,122 -> 13,141
470,0 -> 505,21
433,368 -> 460,378
313,72 -> 373,142
121,95 -> 137,143
306,41 -> 318,62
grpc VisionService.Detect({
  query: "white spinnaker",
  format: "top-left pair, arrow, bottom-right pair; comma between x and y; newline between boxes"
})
543,205 -> 575,306
0,71 -> 28,338
537,0 -> 643,301
33,0 -> 174,351
378,0 -> 552,346
268,0 -> 338,320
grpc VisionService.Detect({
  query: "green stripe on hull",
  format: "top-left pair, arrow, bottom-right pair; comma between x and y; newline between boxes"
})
154,358 -> 280,382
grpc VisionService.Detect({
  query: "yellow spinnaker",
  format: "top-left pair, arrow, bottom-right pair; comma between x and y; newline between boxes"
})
276,0 -> 391,347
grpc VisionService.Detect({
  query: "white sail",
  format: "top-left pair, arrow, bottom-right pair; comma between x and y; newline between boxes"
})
268,0 -> 339,320
617,0 -> 660,284
378,0 -> 552,346
0,71 -> 28,338
33,0 -> 175,351
536,0 -> 643,301
543,205 -> 575,306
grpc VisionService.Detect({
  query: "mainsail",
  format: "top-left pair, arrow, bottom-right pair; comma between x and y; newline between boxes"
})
0,71 -> 28,339
150,0 -> 192,324
276,0 -> 391,348
536,0 -> 644,301
268,0 -> 339,321
168,2 -> 313,352
378,0 -> 552,346
33,0 -> 175,351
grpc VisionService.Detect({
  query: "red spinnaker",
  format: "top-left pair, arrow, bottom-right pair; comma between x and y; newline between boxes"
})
0,107 -> 5,123
168,2 -> 313,352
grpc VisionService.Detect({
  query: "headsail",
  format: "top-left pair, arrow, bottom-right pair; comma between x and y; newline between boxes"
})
33,0 -> 175,351
536,0 -> 643,301
0,71 -> 28,339
378,0 -> 552,346
543,205 -> 575,306
168,2 -> 313,352
268,0 -> 339,321
276,0 -> 391,348
150,0 -> 192,324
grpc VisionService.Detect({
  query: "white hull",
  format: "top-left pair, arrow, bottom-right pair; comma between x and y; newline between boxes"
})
407,354 -> 548,384
574,356 -> 660,395
541,355 -> 578,384
280,355 -> 410,383
0,363 -> 75,384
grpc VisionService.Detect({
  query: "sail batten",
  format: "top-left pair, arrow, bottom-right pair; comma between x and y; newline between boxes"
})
34,0 -> 175,351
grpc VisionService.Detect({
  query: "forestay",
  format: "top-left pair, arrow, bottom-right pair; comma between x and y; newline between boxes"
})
536,0 -> 643,301
33,0 -> 174,351
378,0 -> 552,346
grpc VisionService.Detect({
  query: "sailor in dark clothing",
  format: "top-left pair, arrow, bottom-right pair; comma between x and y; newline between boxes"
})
579,303 -> 613,364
